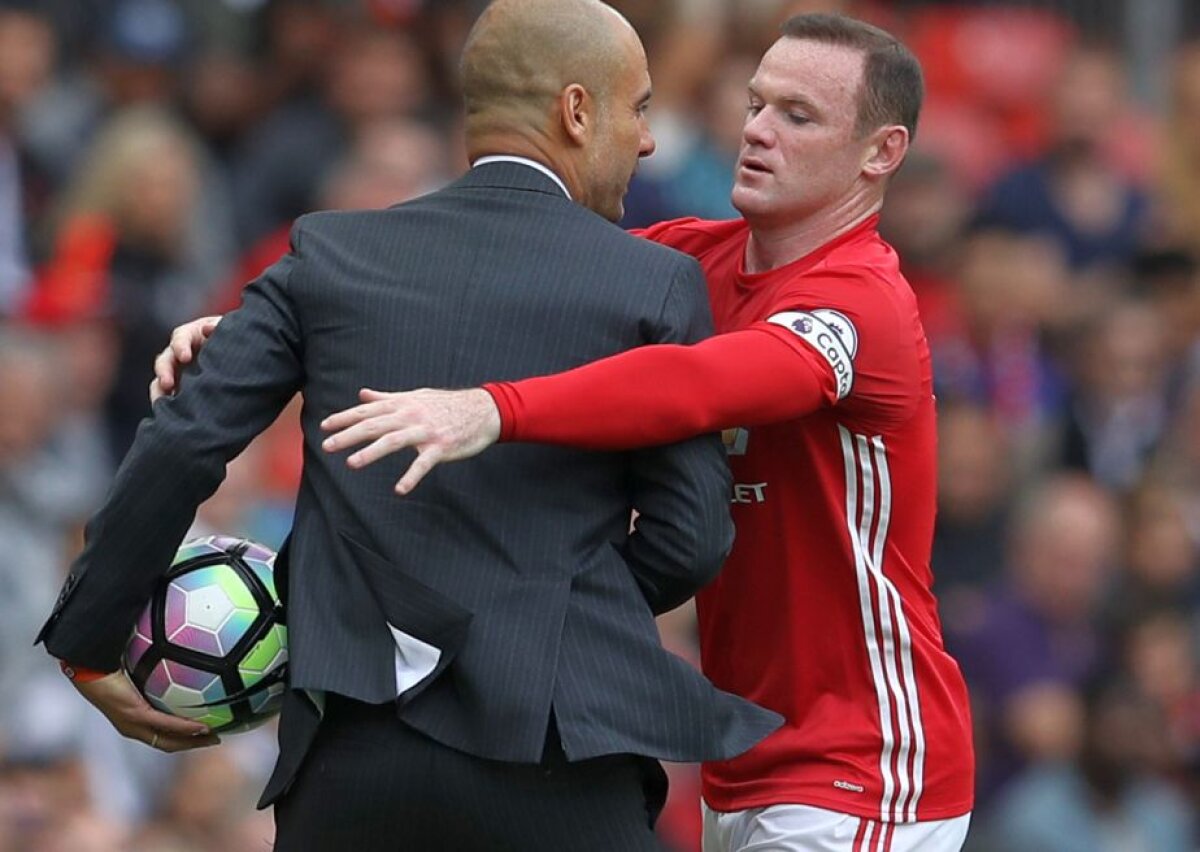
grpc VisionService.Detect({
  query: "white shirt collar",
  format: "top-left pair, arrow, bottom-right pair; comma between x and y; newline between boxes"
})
472,156 -> 572,200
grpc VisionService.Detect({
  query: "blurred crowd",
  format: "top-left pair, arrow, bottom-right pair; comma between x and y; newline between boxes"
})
2,0 -> 1200,849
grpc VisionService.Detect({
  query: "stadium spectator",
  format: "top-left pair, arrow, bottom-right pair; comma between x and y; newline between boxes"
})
1105,484 -> 1200,629
1156,41 -> 1200,251
0,5 -> 50,312
27,106 -> 232,461
17,0 -> 192,195
1120,610 -> 1200,801
984,683 -> 1195,852
974,46 -> 1151,276
230,22 -> 433,247
930,401 -> 1013,602
211,116 -> 448,314
927,224 -> 1071,476
0,328 -> 69,713
877,149 -> 970,344
948,475 -> 1118,805
1059,300 -> 1171,489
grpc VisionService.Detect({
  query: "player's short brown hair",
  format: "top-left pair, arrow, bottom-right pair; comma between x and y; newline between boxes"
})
780,13 -> 924,140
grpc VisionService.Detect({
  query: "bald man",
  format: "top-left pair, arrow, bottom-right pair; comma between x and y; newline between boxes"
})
38,0 -> 780,849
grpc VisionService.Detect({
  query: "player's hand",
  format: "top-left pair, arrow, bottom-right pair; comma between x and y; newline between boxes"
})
150,316 -> 223,402
73,670 -> 220,752
321,388 -> 501,494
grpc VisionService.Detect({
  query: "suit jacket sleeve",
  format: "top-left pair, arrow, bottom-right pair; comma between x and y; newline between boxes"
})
36,230 -> 306,671
620,257 -> 733,615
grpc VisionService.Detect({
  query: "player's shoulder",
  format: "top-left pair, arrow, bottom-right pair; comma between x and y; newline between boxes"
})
801,229 -> 916,321
634,216 -> 747,255
818,227 -> 903,289
771,231 -> 920,370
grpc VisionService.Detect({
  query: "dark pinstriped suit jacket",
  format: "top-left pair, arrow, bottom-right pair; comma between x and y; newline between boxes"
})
37,162 -> 782,804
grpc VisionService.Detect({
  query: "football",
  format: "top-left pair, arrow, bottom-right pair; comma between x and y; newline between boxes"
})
124,535 -> 288,734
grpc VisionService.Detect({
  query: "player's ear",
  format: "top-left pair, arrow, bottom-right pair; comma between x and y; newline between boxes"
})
861,125 -> 909,179
559,83 -> 593,148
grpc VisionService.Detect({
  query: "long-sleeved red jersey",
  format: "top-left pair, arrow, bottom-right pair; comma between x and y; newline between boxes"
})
486,215 -> 973,823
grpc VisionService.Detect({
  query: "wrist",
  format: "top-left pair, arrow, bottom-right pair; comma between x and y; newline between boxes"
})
59,659 -> 110,683
480,382 -> 516,442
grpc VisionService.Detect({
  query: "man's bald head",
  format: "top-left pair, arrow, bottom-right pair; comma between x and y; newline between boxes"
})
461,0 -> 635,138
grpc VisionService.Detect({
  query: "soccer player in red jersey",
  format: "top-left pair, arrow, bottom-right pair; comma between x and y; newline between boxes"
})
156,14 -> 973,851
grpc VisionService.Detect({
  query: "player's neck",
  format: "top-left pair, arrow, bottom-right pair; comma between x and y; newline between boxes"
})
743,199 -> 881,274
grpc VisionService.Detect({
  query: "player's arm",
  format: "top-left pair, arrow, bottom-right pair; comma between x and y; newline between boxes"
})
317,311 -> 845,493
39,226 -> 306,746
485,314 -> 843,450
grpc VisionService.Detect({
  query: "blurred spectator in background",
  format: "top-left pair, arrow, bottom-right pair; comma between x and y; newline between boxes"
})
0,4 -> 53,312
0,328 -> 71,713
1157,41 -> 1200,252
231,20 -> 433,247
26,105 -> 232,461
878,149 -> 971,343
985,683 -> 1195,852
1106,484 -> 1200,628
975,46 -> 1150,278
132,747 -> 273,851
1134,249 -> 1200,405
1059,300 -> 1171,490
930,225 -> 1070,474
213,115 -> 448,314
1149,382 -> 1200,541
254,0 -> 342,114
948,475 -> 1118,806
0,744 -> 129,852
640,50 -> 754,223
19,0 -> 192,195
932,402 -> 1013,602
1121,610 -> 1200,777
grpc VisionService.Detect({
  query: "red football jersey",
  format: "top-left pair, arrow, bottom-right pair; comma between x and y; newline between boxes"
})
637,215 -> 974,822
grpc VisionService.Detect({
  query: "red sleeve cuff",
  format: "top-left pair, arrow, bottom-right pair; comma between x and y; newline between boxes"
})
59,659 -> 110,683
482,381 -> 519,442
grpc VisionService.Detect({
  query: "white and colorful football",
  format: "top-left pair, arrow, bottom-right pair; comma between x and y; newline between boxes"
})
124,535 -> 288,734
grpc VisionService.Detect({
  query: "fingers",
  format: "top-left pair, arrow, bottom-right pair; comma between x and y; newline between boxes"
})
76,673 -> 218,751
141,727 -> 221,753
320,400 -> 393,436
152,347 -> 177,397
152,317 -> 222,401
171,315 -> 221,364
141,705 -> 212,738
345,427 -> 427,469
170,325 -> 197,365
129,706 -> 219,752
396,447 -> 444,494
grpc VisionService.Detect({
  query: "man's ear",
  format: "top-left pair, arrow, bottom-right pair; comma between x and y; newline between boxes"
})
862,125 -> 910,179
559,83 -> 592,147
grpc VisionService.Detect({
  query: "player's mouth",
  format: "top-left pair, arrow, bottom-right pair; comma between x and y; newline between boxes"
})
738,156 -> 772,176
